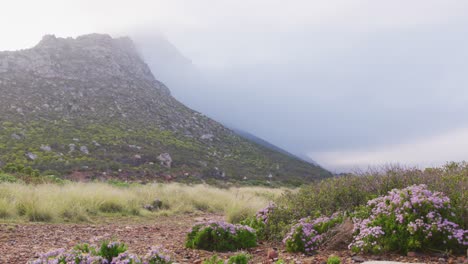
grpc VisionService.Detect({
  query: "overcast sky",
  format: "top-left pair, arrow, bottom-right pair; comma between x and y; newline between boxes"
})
1,0 -> 468,172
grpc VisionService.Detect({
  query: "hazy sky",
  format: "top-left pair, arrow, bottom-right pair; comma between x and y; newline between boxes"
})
1,1 -> 468,172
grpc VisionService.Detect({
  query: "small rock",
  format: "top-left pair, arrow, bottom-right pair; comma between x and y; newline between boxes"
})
351,256 -> 365,263
26,152 -> 37,160
157,153 -> 172,168
267,249 -> 278,259
40,145 -> 52,152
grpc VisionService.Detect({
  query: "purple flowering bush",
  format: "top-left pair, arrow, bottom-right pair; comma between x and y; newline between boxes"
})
240,203 -> 276,240
29,241 -> 172,264
350,184 -> 468,253
283,213 -> 343,253
29,248 -> 106,264
186,221 -> 257,251
144,247 -> 172,264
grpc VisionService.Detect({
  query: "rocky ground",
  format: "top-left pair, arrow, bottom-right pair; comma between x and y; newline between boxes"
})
0,214 -> 465,264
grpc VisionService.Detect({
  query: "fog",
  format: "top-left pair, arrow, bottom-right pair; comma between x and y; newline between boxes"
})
1,0 -> 468,171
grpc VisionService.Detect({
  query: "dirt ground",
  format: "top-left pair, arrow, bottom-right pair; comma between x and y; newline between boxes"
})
0,214 -> 465,264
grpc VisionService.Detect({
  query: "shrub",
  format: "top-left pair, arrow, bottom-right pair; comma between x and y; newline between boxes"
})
29,242 -> 172,264
143,247 -> 172,264
283,213 -> 343,253
269,162 -> 467,241
327,256 -> 341,264
0,173 -> 17,183
186,221 -> 257,251
29,248 -> 106,264
349,184 -> 468,254
241,203 -> 276,240
227,252 -> 251,264
98,241 -> 128,262
111,252 -> 142,264
203,255 -> 224,264
99,201 -> 124,213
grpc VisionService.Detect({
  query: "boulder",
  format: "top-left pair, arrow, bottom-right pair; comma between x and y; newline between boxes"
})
157,153 -> 172,168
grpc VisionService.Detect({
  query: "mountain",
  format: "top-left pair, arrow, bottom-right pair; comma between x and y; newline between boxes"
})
0,34 -> 331,183
232,128 -> 320,166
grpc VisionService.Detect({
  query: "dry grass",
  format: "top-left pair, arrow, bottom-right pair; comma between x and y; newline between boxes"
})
0,182 -> 286,223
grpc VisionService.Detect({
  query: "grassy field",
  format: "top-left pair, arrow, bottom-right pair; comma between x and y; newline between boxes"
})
0,182 -> 286,223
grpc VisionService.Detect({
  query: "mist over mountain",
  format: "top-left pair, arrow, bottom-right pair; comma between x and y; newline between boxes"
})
0,34 -> 331,183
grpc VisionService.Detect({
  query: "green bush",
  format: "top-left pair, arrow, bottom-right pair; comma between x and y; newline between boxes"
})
0,173 -> 17,183
98,241 -> 127,262
327,256 -> 341,264
203,255 -> 224,264
186,221 -> 257,251
98,201 -> 124,213
227,253 -> 251,264
240,216 -> 266,240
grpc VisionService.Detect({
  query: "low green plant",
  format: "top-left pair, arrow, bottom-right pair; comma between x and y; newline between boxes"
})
186,221 -> 257,251
0,173 -> 17,183
327,255 -> 341,264
227,252 -> 251,264
203,255 -> 224,264
98,241 -> 127,262
240,216 -> 266,240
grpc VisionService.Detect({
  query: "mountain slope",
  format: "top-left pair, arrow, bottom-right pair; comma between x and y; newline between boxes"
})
232,128 -> 320,166
0,34 -> 331,183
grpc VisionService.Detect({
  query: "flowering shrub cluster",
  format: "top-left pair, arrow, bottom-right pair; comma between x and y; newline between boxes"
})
349,184 -> 468,253
29,241 -> 172,264
241,203 -> 276,240
186,221 -> 257,251
256,203 -> 276,224
283,213 -> 343,253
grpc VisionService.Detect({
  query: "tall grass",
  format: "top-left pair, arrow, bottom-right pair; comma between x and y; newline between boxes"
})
0,183 -> 285,223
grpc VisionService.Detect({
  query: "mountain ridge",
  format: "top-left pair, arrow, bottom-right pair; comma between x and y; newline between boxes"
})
0,33 -> 331,184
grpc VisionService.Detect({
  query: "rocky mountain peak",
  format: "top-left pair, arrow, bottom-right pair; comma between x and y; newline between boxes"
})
0,33 -> 331,182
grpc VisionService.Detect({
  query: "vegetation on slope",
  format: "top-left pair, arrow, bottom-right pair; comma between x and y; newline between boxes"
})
0,119 -> 330,185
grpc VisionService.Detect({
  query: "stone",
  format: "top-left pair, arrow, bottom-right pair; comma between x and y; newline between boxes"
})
200,133 -> 214,140
69,144 -> 76,152
267,249 -> 278,259
80,146 -> 89,154
40,145 -> 52,152
26,152 -> 37,160
352,256 -> 366,263
157,153 -> 172,168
